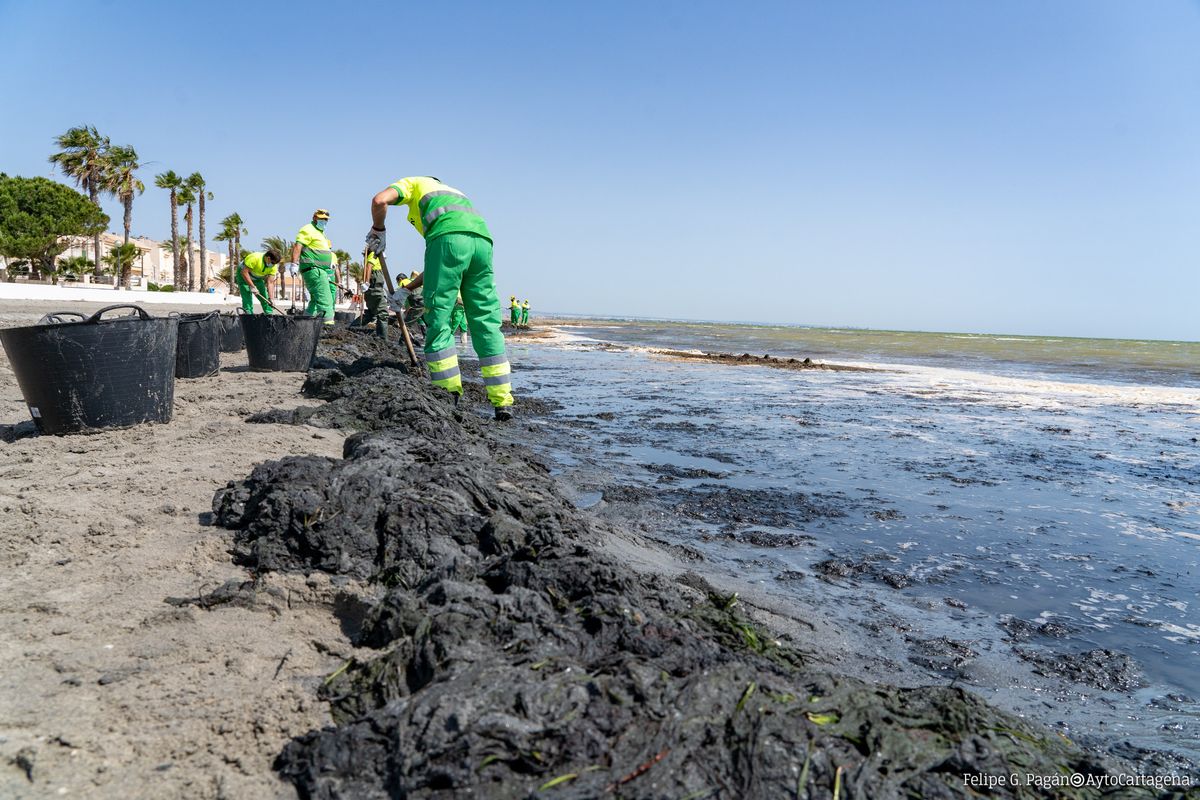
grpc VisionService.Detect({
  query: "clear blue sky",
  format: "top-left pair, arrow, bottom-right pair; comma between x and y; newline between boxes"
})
2,0 -> 1197,340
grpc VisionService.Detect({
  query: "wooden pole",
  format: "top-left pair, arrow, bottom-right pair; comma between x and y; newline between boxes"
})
373,250 -> 419,368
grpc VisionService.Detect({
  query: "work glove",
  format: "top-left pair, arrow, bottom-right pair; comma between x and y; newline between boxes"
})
284,262 -> 298,276
365,227 -> 386,256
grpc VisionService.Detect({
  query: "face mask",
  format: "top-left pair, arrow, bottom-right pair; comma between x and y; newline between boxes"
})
314,220 -> 327,231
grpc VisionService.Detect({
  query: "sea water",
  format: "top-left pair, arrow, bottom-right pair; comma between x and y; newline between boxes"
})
497,318 -> 1200,763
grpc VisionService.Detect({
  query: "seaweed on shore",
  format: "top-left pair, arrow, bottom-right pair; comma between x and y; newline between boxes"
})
210,333 -> 1188,799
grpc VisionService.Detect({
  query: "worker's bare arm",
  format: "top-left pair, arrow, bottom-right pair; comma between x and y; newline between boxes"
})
371,187 -> 399,229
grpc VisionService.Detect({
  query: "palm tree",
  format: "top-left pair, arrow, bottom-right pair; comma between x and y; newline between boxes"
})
105,145 -> 145,288
334,248 -> 363,294
334,248 -> 351,276
349,258 -> 363,286
177,186 -> 196,290
57,254 -> 94,280
217,213 -> 247,291
153,170 -> 184,286
49,125 -> 112,277
215,222 -> 235,284
186,173 -> 212,289
223,212 -> 246,267
101,242 -> 140,287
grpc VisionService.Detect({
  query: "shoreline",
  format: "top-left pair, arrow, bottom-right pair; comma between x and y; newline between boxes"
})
0,304 -> 1195,796
547,318 -> 1200,391
653,348 -> 882,372
507,324 -> 1200,770
217,329 -> 1195,795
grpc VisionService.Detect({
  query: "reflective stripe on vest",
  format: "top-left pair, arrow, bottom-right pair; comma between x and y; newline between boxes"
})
423,204 -> 481,228
418,190 -> 465,210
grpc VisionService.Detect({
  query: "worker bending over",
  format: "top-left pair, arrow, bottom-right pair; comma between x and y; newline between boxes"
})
238,249 -> 281,314
359,251 -> 388,340
289,209 -> 336,325
366,176 -> 513,420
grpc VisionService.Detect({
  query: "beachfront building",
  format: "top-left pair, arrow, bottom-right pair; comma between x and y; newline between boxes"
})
52,232 -> 228,290
2,231 -> 315,301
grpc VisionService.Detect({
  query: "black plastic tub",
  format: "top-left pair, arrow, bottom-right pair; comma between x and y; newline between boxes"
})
0,304 -> 178,435
175,311 -> 222,378
219,312 -> 245,352
334,311 -> 357,325
240,314 -> 322,372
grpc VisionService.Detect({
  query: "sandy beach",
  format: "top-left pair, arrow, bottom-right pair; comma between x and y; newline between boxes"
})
0,301 -> 358,798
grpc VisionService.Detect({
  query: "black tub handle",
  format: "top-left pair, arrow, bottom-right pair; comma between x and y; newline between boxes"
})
86,304 -> 153,323
37,311 -> 88,325
175,309 -> 220,321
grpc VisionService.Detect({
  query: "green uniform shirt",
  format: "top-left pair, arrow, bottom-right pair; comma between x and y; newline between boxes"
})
296,222 -> 334,270
388,176 -> 492,243
242,251 -> 277,278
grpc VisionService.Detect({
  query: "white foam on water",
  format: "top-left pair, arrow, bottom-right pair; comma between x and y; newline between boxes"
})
1161,623 -> 1200,641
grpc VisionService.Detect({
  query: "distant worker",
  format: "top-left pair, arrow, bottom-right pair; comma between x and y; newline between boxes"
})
509,295 -> 520,326
398,270 -> 424,323
366,177 -> 513,420
288,209 -> 336,325
520,299 -> 530,327
329,250 -> 343,308
359,251 -> 388,340
237,249 -> 281,314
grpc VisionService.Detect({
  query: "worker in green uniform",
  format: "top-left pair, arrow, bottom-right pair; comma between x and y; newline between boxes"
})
237,249 -> 281,314
366,176 -> 513,420
359,251 -> 388,340
288,209 -> 336,325
519,299 -> 530,327
509,295 -> 520,326
395,271 -> 424,333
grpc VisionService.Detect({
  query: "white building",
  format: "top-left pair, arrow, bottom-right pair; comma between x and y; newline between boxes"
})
55,232 -> 228,290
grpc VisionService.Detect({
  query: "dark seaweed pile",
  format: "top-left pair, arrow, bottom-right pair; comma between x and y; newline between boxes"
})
211,329 -> 1189,799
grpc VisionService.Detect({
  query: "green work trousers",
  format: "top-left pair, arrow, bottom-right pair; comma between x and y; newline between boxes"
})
519,308 -> 529,326
302,265 -> 335,324
362,269 -> 388,339
510,306 -> 519,325
422,233 -> 512,408
237,274 -> 273,314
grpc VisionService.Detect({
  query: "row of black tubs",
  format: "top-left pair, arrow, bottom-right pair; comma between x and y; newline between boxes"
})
0,306 -> 324,435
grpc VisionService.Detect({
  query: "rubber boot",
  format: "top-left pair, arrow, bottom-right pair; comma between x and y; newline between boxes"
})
376,318 -> 388,341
